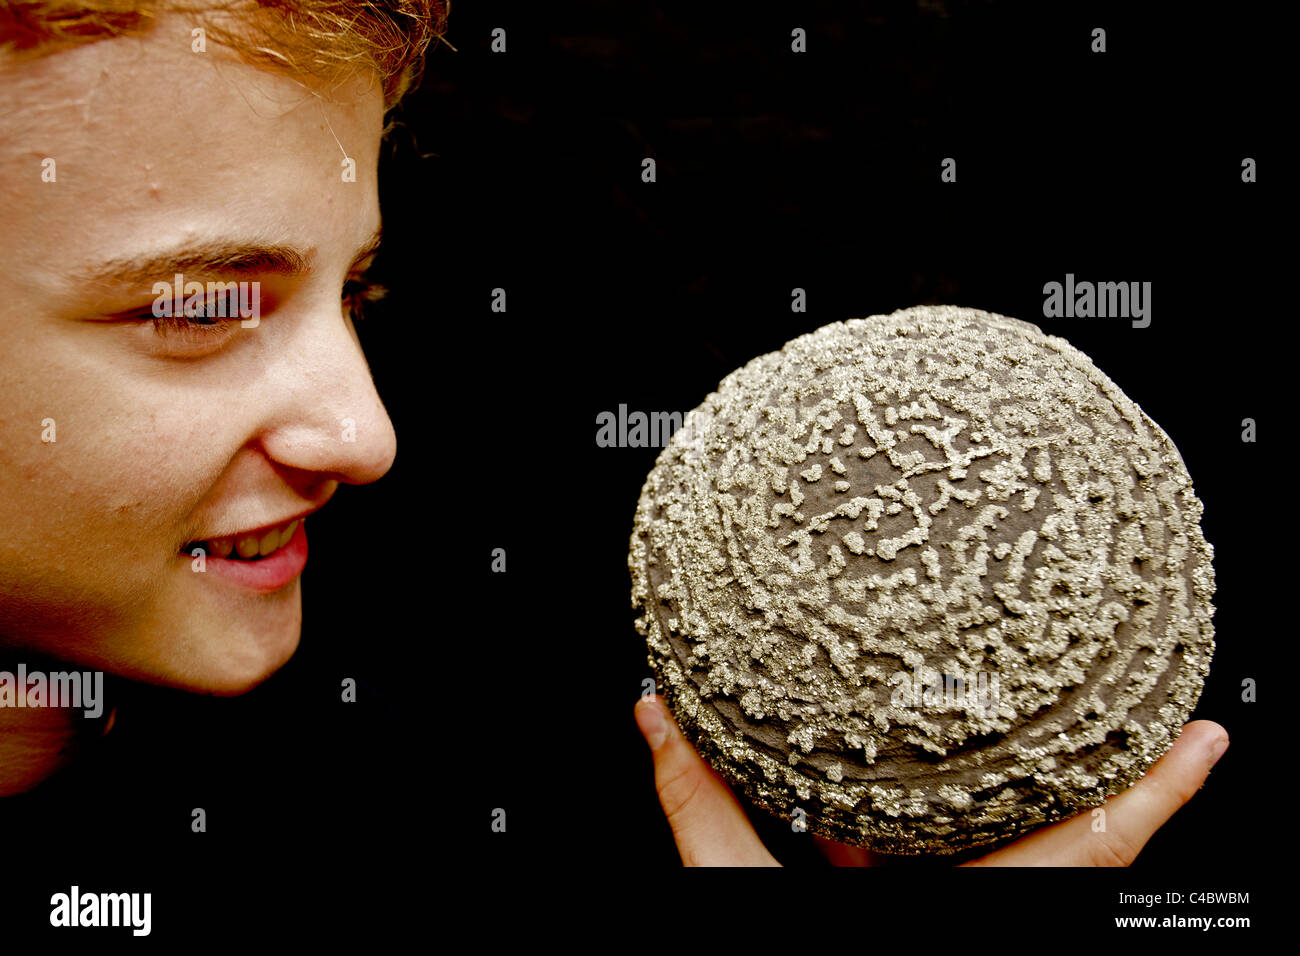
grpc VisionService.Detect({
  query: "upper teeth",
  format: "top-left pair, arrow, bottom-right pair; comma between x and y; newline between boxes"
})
205,518 -> 299,559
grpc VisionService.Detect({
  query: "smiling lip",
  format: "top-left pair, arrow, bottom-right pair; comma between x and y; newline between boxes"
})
182,519 -> 308,592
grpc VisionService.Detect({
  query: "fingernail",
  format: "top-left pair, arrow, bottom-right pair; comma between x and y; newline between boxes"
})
636,698 -> 668,750
1208,736 -> 1229,766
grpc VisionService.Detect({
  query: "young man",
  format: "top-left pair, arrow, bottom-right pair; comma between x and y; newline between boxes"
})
0,1 -> 447,795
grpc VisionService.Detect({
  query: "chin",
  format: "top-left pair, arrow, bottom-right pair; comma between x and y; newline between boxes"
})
194,625 -> 302,696
133,582 -> 305,696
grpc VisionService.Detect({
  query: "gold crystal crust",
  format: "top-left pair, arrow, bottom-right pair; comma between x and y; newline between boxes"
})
628,306 -> 1215,855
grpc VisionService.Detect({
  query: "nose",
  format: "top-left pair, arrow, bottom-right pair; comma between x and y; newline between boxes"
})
255,296 -> 397,486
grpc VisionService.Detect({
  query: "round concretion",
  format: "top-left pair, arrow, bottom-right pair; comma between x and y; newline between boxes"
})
629,305 -> 1215,854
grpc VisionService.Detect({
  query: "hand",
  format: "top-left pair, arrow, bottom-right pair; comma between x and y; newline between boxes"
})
634,693 -> 1228,866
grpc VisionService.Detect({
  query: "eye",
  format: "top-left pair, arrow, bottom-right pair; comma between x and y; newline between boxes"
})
149,313 -> 236,340
343,275 -> 387,321
135,285 -> 254,349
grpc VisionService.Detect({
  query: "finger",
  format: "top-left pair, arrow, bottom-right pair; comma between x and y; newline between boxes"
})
635,694 -> 780,866
814,835 -> 885,867
963,720 -> 1229,866
815,835 -> 871,866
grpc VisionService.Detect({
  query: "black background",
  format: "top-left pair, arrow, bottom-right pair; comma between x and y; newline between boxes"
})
418,0 -> 1276,924
3,0 -> 1279,940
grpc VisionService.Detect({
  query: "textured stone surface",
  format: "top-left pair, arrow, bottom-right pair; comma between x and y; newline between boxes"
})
629,305 -> 1215,854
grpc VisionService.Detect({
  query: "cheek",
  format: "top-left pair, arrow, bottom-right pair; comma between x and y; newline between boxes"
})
0,398 -> 230,594
82,410 -> 232,545
0,411 -> 230,654
0,326 -> 240,548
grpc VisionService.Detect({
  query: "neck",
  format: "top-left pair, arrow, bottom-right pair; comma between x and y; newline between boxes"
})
0,652 -> 116,797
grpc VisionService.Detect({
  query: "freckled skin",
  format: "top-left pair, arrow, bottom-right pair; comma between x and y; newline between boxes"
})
0,16 -> 397,694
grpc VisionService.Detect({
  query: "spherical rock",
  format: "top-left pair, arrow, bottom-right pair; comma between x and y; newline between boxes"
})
628,305 -> 1215,854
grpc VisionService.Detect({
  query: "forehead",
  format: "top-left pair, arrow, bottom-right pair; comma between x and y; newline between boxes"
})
0,14 -> 384,292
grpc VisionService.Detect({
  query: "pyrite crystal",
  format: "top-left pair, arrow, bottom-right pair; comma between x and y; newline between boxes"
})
629,306 -> 1215,854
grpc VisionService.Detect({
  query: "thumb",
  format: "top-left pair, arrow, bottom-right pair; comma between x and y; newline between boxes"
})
964,720 -> 1229,866
635,694 -> 780,866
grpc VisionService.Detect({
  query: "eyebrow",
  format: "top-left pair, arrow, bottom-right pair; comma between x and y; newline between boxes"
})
74,228 -> 383,289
